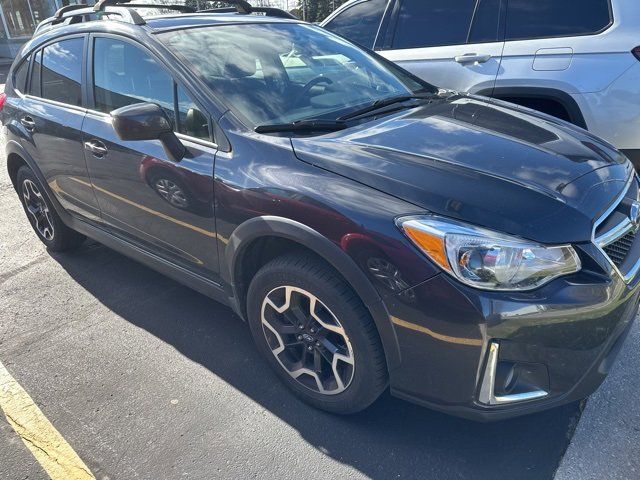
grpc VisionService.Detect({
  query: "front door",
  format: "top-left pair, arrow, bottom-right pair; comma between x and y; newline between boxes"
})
82,35 -> 219,279
380,0 -> 504,95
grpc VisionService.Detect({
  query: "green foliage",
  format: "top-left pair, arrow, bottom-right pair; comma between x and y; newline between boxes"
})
297,1 -> 349,23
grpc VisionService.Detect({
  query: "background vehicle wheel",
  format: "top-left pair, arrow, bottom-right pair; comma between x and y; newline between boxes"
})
149,171 -> 192,211
247,252 -> 388,414
16,166 -> 85,252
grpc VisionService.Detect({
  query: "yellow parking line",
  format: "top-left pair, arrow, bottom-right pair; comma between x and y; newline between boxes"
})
0,360 -> 95,480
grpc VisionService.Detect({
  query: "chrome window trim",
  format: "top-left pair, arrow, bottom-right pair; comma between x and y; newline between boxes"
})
592,173 -> 639,283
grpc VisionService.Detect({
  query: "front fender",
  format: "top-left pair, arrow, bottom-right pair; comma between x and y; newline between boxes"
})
224,215 -> 402,371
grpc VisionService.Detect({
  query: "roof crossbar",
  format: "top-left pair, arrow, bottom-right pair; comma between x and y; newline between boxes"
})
199,6 -> 297,19
54,4 -> 89,19
94,0 -> 194,14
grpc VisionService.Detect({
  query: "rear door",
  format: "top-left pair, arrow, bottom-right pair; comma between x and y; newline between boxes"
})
19,35 -> 101,222
379,0 -> 505,94
497,0 -> 617,98
82,34 -> 220,279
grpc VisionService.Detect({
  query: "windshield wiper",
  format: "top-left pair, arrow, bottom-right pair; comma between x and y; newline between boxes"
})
338,93 -> 436,121
255,119 -> 347,134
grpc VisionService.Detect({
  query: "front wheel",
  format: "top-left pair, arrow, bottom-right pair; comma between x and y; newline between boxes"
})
247,253 -> 388,414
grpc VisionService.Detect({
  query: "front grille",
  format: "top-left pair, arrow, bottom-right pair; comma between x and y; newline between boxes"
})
603,229 -> 636,268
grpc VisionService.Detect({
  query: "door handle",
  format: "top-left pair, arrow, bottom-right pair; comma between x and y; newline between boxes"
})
20,116 -> 36,131
455,53 -> 492,65
84,140 -> 108,158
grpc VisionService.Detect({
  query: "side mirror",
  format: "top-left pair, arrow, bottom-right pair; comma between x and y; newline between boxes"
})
111,102 -> 186,162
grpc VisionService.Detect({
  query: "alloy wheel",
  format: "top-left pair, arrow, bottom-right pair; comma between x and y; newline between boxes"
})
154,178 -> 189,208
22,179 -> 55,241
261,286 -> 355,395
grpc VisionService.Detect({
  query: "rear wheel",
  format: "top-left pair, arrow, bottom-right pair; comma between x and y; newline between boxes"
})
247,252 -> 388,414
16,166 -> 85,252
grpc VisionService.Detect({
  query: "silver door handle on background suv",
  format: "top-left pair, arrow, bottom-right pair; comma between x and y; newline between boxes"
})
20,116 -> 36,131
84,140 -> 108,158
455,53 -> 492,65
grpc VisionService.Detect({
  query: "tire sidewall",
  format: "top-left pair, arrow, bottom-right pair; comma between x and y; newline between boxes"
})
16,167 -> 64,250
247,259 -> 385,413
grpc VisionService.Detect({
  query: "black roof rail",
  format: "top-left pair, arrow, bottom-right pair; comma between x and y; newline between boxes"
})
199,6 -> 297,19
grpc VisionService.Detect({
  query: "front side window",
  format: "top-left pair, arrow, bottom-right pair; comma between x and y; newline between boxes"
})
93,37 -> 210,141
506,0 -> 612,41
392,0 -> 478,49
159,23 -> 431,127
323,0 -> 388,49
93,37 -> 174,121
41,38 -> 83,106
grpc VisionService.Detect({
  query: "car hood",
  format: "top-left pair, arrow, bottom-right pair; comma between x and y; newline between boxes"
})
292,95 -> 634,244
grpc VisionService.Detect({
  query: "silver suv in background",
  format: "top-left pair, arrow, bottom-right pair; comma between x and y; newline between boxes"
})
322,0 -> 640,167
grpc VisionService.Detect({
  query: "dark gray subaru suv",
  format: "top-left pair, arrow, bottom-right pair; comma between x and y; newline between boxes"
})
2,0 -> 638,421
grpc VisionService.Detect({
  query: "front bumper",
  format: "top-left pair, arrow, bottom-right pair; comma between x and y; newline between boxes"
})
384,258 -> 640,421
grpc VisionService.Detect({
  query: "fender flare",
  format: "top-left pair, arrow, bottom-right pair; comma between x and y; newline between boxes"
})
5,139 -> 72,223
478,86 -> 588,129
224,216 -> 402,371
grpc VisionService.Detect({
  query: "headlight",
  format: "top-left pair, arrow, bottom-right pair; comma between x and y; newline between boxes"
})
398,215 -> 581,291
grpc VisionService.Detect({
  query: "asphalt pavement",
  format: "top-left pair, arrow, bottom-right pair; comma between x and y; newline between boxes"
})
0,63 -> 637,480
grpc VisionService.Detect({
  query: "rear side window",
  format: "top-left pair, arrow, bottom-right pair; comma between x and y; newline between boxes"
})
41,38 -> 84,106
392,0 -> 478,49
324,0 -> 387,49
13,55 -> 30,93
468,0 -> 501,44
506,0 -> 612,41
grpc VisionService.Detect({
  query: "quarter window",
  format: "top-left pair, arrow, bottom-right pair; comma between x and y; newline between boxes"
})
29,49 -> 42,97
41,38 -> 84,106
323,0 -> 387,49
392,0 -> 478,49
13,55 -> 30,93
506,0 -> 612,41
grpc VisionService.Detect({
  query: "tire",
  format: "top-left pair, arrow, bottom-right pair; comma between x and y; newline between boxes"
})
247,252 -> 388,414
16,166 -> 85,252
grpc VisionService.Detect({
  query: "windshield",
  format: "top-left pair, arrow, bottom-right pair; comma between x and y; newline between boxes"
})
159,23 -> 434,127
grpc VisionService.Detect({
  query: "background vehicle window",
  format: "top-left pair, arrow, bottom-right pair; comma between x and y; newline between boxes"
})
506,0 -> 612,41
392,0 -> 477,49
93,37 -> 174,122
468,0 -> 501,44
42,38 -> 84,106
29,50 -> 42,97
13,55 -> 30,93
176,86 -> 210,141
323,0 -> 387,49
